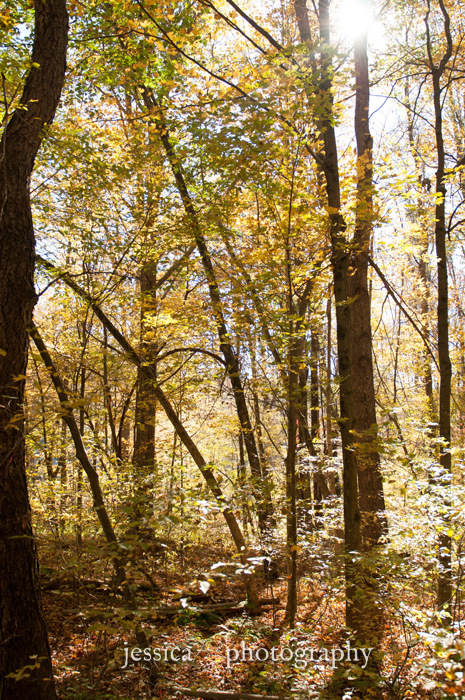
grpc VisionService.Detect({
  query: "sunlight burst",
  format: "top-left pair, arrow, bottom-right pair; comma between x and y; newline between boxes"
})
336,0 -> 379,44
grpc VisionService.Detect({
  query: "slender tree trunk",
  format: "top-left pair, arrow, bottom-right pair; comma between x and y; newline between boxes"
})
310,332 -> 323,528
404,79 -> 436,430
132,261 -> 157,522
103,327 -> 119,457
76,361 -> 85,547
30,328 -> 133,599
59,421 -> 67,536
418,256 -> 435,426
247,333 -> 276,529
296,336 -> 312,524
285,338 -> 298,627
142,92 -> 272,533
425,2 -> 453,618
35,262 -> 260,608
294,0 -> 362,633
0,1 -> 67,696
325,297 -> 337,494
349,7 -> 387,547
310,331 -> 320,444
238,431 -> 247,532
117,386 -> 135,461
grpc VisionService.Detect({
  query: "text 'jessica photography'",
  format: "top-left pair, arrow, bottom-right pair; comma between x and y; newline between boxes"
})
121,640 -> 373,671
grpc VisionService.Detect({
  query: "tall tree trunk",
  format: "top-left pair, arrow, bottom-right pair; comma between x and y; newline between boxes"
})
348,4 -> 387,548
103,327 -> 119,457
425,2 -> 453,620
59,421 -> 67,536
405,79 -> 437,443
0,1 -> 68,696
76,360 -> 85,547
294,0 -> 362,633
325,296 -> 337,494
238,431 -> 250,533
296,336 -> 312,522
310,331 -> 323,527
247,332 -> 276,529
132,261 -> 157,521
285,338 -> 299,627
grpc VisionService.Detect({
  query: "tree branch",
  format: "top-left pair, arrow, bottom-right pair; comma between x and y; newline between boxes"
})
367,256 -> 439,371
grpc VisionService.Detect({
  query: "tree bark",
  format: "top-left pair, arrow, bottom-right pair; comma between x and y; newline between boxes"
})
133,262 -> 157,482
425,1 -> 453,619
294,0 -> 362,633
0,2 -> 67,697
132,261 -> 158,523
349,2 -> 387,548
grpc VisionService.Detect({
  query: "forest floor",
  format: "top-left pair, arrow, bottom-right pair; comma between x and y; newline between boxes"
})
38,534 -> 448,700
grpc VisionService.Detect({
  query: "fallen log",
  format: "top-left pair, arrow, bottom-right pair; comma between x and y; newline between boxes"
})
154,604 -> 246,616
154,600 -> 280,615
172,593 -> 212,603
42,577 -> 107,591
172,687 -> 288,700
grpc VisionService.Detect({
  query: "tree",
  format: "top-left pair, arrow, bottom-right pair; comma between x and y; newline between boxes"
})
0,0 -> 68,697
424,0 -> 453,620
349,0 -> 387,548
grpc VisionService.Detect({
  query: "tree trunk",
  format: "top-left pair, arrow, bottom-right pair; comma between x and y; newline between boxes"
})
132,261 -> 158,521
404,80 -> 436,433
76,360 -> 85,547
103,327 -> 119,457
35,260 -> 260,608
247,333 -> 275,529
425,3 -> 453,618
294,0 -> 362,633
143,92 -> 272,532
325,296 -> 337,494
348,7 -> 387,548
30,328 -> 133,600
59,421 -> 67,536
0,1 -> 68,696
285,341 -> 298,627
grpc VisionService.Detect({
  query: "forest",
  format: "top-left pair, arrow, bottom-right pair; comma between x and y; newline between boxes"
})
1,0 -> 465,698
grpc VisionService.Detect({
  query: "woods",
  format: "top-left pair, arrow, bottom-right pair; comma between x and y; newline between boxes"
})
2,0 -> 465,697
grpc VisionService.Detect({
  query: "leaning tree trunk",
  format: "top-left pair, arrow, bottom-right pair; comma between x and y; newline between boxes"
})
0,1 -> 68,698
36,258 -> 260,609
142,91 -> 273,533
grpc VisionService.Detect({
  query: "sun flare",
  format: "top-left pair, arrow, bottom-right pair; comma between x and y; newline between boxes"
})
336,0 -> 383,45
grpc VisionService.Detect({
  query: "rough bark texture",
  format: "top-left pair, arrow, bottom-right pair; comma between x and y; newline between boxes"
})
349,15 -> 387,548
133,262 -> 157,508
294,0 -> 362,633
0,1 -> 68,697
